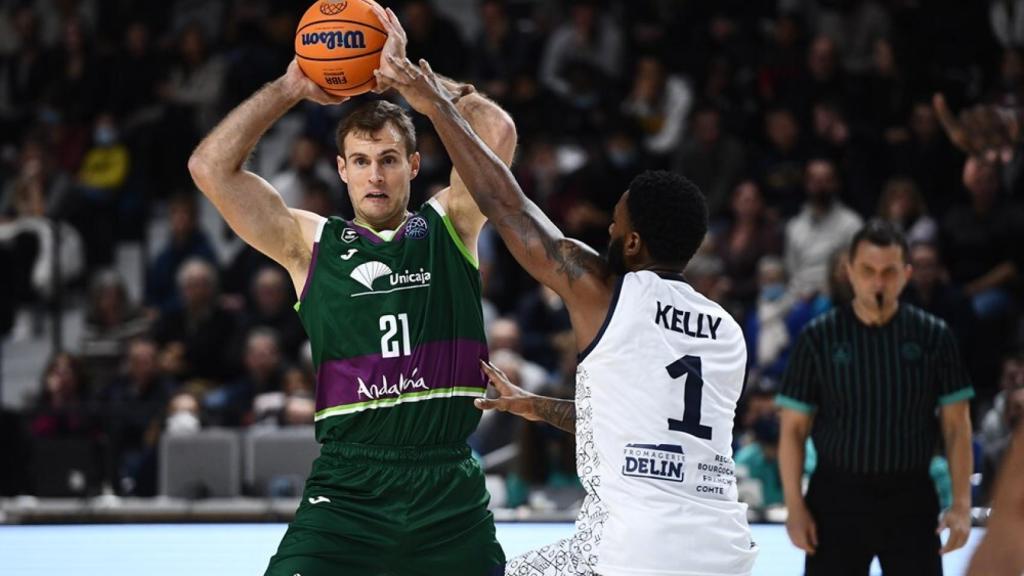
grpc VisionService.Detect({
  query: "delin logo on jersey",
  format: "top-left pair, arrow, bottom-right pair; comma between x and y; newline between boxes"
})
622,443 -> 686,483
350,261 -> 431,297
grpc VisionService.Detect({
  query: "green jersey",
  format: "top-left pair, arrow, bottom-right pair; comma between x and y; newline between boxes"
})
296,198 -> 488,445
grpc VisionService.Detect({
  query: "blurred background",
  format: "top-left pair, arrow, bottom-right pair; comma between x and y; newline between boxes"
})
0,0 -> 1022,538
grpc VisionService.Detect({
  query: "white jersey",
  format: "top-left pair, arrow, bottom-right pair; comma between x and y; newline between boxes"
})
508,271 -> 757,576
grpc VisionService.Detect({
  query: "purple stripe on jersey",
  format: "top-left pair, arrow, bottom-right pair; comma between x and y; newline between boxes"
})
299,240 -> 321,301
315,339 -> 489,410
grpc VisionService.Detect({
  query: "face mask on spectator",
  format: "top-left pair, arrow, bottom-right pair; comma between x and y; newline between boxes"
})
760,283 -> 787,302
94,126 -> 118,146
166,410 -> 200,435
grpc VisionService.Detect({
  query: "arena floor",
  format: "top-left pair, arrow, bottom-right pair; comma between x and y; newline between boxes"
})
0,523 -> 983,575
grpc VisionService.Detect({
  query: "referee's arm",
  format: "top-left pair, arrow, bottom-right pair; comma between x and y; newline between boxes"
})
936,326 -> 975,554
777,331 -> 821,554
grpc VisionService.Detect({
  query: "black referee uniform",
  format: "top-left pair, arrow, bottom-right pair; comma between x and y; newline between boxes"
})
778,303 -> 974,575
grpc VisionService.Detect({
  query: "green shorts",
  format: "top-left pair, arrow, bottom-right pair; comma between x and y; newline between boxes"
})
264,442 -> 505,576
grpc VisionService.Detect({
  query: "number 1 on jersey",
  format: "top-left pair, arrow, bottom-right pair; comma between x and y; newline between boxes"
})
380,313 -> 411,358
666,355 -> 712,440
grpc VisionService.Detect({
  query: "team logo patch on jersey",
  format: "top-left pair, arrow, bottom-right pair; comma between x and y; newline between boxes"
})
350,261 -> 393,290
404,216 -> 429,239
349,260 -> 431,297
622,443 -> 685,483
832,342 -> 852,365
341,228 -> 359,243
901,341 -> 922,362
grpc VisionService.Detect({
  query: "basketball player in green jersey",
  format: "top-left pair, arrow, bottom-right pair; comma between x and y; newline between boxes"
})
188,5 -> 514,576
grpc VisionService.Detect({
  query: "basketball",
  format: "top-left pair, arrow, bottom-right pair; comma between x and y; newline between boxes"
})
294,0 -> 387,96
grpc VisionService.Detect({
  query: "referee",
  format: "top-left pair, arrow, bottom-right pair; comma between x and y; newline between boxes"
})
778,220 -> 974,575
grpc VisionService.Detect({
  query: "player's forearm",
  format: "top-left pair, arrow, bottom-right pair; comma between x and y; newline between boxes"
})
530,396 -> 576,434
425,98 -> 527,219
189,79 -> 301,184
944,416 -> 974,510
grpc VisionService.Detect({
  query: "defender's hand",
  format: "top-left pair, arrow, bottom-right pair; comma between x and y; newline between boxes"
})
375,56 -> 453,115
281,59 -> 349,106
475,359 -> 542,422
367,2 -> 407,93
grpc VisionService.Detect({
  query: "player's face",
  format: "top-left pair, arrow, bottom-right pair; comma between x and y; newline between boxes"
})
846,242 -> 911,311
338,125 -> 420,229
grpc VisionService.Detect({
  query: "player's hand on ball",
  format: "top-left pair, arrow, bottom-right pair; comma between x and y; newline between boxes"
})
375,56 -> 452,114
282,59 -> 349,106
366,1 -> 407,94
475,359 -> 542,422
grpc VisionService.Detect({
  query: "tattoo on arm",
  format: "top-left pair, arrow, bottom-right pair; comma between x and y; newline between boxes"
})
534,397 -> 576,434
496,211 -> 603,286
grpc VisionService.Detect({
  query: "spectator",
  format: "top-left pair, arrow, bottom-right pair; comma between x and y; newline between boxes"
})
470,0 -> 539,101
901,242 -> 977,373
876,176 -> 938,245
402,0 -> 468,78
735,412 -> 786,508
30,352 -> 94,439
977,352 -> 1024,503
621,55 -> 693,162
0,173 -> 85,308
941,157 -> 1022,322
784,158 -> 863,299
70,113 -> 130,268
685,253 -> 731,307
744,256 -> 797,379
887,101 -> 964,216
152,258 -> 236,382
164,388 -> 204,436
267,135 -> 341,209
515,285 -> 572,374
230,266 -> 304,366
95,338 -> 175,495
711,180 -> 785,309
145,191 -> 218,314
0,6 -> 48,146
206,327 -> 284,426
79,269 -> 152,386
539,0 -> 624,99
757,107 -> 806,217
487,318 -> 549,393
673,105 -> 746,218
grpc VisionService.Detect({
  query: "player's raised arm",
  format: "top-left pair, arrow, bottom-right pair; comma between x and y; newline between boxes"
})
377,57 -> 612,319
187,60 -> 345,296
368,4 -> 514,259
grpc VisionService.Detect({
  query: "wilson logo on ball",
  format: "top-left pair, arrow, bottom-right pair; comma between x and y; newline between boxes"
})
319,1 -> 348,16
299,30 -> 366,50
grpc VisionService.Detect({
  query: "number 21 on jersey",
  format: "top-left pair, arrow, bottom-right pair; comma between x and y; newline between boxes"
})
380,314 -> 411,358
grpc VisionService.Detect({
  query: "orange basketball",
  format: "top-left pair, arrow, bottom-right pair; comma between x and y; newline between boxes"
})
295,0 -> 387,96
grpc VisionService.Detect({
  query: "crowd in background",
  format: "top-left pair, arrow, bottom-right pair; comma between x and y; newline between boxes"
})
1,0 -> 1023,511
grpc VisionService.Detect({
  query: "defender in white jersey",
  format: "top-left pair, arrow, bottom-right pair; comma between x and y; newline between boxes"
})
378,56 -> 757,576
